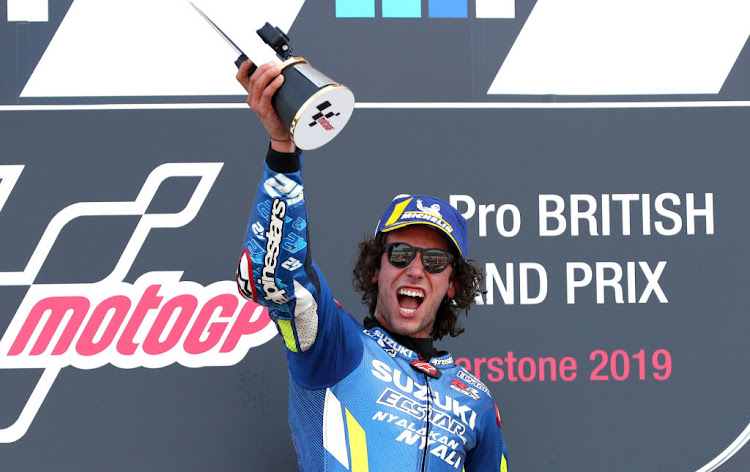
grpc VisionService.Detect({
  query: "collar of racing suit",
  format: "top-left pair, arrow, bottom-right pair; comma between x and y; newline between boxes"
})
363,316 -> 446,361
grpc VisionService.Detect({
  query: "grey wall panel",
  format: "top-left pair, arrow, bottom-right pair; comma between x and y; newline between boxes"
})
2,0 -> 750,470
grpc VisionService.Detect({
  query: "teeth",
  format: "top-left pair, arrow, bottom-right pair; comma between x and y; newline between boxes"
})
402,308 -> 416,314
399,288 -> 424,298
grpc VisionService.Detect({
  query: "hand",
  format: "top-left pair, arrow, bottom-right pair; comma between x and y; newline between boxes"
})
236,60 -> 295,152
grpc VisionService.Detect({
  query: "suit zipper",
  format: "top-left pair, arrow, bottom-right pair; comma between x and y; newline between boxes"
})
421,374 -> 431,472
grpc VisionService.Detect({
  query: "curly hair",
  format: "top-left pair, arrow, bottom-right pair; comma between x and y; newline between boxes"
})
352,232 -> 485,340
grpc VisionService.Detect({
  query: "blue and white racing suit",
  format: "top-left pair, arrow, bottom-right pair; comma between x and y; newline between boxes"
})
236,148 -> 508,471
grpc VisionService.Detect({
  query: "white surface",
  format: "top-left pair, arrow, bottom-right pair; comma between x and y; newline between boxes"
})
323,388 -> 349,469
292,86 -> 356,150
476,0 -> 515,19
21,0 -> 305,97
7,0 -> 49,22
489,0 -> 750,95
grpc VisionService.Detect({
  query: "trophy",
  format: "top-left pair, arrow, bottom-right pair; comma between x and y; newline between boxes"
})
189,2 -> 355,150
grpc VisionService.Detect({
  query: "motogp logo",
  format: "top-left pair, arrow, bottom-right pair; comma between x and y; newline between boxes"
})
308,101 -> 340,130
0,163 -> 276,443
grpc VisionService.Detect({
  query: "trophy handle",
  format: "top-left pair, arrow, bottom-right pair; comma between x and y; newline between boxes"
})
235,54 -> 258,77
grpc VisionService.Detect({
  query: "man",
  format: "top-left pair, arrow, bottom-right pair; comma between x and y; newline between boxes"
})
235,60 -> 508,471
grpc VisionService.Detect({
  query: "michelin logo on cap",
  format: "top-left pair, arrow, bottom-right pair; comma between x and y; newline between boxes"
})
415,199 -> 444,219
400,204 -> 454,234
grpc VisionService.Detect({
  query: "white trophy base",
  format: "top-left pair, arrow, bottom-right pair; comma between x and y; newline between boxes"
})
289,85 -> 356,150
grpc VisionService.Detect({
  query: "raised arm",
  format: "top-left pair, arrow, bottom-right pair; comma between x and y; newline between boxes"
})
234,61 -> 363,389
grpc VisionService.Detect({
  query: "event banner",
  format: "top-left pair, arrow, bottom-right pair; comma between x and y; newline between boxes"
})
1,1 -> 749,471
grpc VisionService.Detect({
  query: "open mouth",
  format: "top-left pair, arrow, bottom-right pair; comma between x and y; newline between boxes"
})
398,288 -> 424,314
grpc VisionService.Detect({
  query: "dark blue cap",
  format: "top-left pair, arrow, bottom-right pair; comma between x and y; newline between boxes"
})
375,195 -> 469,259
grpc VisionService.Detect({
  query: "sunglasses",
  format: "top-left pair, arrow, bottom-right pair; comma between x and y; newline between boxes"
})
383,242 -> 455,274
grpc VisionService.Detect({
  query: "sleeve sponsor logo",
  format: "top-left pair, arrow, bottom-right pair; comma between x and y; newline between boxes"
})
431,356 -> 455,366
449,377 -> 481,401
281,257 -> 303,271
456,370 -> 491,396
257,198 -> 291,304
263,174 -> 304,205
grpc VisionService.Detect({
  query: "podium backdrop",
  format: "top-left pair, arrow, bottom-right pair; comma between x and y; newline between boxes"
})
2,1 -> 749,470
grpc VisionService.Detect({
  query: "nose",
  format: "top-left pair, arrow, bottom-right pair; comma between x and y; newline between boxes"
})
404,251 -> 426,277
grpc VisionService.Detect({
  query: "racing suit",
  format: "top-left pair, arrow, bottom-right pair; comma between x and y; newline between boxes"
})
236,148 -> 508,471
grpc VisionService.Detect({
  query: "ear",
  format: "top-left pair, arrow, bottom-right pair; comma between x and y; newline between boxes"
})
447,278 -> 456,299
371,268 -> 379,284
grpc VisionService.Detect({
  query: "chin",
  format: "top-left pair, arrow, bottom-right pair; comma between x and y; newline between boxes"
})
398,321 -> 427,337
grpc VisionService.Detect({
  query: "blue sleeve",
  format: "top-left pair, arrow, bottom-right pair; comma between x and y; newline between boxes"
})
236,148 -> 363,389
465,402 -> 509,471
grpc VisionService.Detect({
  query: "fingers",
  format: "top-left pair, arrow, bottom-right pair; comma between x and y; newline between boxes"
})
260,74 -> 284,107
235,59 -> 255,91
239,61 -> 291,143
247,62 -> 283,115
